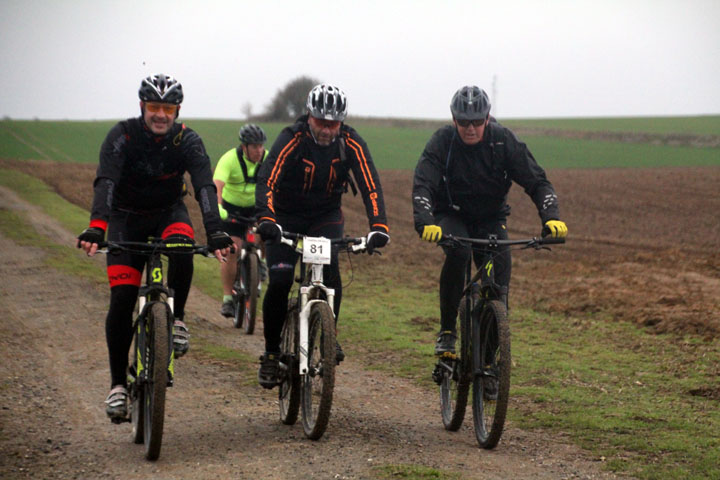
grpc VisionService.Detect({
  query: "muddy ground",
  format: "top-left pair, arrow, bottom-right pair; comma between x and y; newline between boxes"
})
1,155 -> 718,479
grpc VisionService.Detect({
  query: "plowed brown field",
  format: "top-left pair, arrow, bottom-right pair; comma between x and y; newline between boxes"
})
4,159 -> 719,338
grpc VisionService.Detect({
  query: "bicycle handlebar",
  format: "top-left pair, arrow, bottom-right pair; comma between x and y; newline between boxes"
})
440,234 -> 565,249
279,231 -> 369,254
97,240 -> 216,258
227,213 -> 257,225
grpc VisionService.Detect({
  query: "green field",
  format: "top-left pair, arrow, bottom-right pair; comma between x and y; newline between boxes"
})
501,115 -> 720,136
2,116 -> 718,170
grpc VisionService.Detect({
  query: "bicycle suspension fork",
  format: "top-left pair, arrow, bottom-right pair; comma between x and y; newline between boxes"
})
297,263 -> 335,375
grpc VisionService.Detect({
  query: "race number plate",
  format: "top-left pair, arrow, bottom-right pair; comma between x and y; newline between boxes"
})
302,236 -> 331,265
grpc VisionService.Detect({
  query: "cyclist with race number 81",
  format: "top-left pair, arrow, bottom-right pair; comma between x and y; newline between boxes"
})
254,83 -> 390,388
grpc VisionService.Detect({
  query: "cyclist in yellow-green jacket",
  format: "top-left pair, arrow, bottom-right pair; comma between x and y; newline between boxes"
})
213,124 -> 269,318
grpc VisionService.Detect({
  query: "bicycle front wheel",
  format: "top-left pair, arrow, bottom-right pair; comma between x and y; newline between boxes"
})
279,298 -> 301,425
143,302 -> 170,460
472,299 -> 510,449
301,302 -> 336,440
130,328 -> 144,444
440,295 -> 471,431
241,252 -> 259,335
232,260 -> 245,329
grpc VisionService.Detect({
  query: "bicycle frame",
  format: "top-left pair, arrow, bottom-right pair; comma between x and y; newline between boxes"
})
228,213 -> 260,262
135,249 -> 175,385
280,234 -> 366,376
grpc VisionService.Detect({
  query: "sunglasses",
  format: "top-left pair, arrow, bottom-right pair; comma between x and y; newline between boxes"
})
455,118 -> 486,128
145,102 -> 178,115
312,118 -> 341,129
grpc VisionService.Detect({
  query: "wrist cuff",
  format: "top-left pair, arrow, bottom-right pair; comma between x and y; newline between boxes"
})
89,219 -> 107,231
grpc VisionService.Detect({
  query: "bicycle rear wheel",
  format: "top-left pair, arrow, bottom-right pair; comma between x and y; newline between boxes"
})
472,299 -> 510,449
301,302 -> 336,440
143,302 -> 170,460
439,295 -> 471,431
279,298 -> 301,425
241,252 -> 259,335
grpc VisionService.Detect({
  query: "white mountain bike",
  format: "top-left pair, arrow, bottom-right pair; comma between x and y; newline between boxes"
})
276,231 -> 369,440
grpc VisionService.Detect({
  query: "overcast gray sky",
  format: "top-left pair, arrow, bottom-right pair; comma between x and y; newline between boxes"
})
1,0 -> 719,121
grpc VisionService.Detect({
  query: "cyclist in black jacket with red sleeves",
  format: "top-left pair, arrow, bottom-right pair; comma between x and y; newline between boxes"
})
76,74 -> 233,421
412,85 -> 568,356
254,83 -> 390,388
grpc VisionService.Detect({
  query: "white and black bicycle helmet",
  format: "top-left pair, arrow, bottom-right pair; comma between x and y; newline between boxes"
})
238,124 -> 267,144
139,74 -> 184,105
306,84 -> 348,121
450,85 -> 490,120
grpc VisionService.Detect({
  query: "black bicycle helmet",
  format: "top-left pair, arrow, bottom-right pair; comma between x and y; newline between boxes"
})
238,124 -> 267,144
450,85 -> 490,120
306,84 -> 348,121
138,74 -> 184,104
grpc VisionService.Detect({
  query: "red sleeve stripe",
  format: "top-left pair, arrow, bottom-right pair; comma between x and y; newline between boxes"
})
107,265 -> 142,288
346,137 -> 376,191
89,219 -> 108,231
268,132 -> 302,189
161,222 -> 195,239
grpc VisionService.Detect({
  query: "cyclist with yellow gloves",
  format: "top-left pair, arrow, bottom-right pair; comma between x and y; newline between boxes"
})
412,85 -> 568,356
213,124 -> 269,318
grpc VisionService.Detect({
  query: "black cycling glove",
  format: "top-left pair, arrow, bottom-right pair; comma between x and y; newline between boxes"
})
77,227 -> 105,246
257,221 -> 282,242
208,231 -> 233,251
366,231 -> 390,254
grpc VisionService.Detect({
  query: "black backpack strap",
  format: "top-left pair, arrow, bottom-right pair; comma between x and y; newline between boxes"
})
235,147 -> 256,184
487,120 -> 508,179
338,137 -> 358,196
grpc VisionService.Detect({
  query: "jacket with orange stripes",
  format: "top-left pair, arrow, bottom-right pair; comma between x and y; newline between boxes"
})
255,115 -> 388,233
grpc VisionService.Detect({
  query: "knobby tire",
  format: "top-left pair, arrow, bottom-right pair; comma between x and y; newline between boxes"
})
279,299 -> 301,425
301,302 -> 336,440
143,302 -> 169,460
440,295 -> 472,431
472,299 -> 510,449
130,321 -> 144,444
232,260 -> 244,329
242,252 -> 259,334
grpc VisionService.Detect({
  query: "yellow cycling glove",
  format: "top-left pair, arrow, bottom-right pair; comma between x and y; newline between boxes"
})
543,220 -> 568,238
421,225 -> 443,242
218,204 -> 228,221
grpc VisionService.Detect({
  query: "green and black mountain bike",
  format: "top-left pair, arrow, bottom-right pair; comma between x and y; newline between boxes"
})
99,238 -> 213,460
433,233 -> 564,449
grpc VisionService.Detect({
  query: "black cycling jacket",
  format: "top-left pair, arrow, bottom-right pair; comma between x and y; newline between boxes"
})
89,117 -> 223,235
412,121 -> 560,233
255,115 -> 388,233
